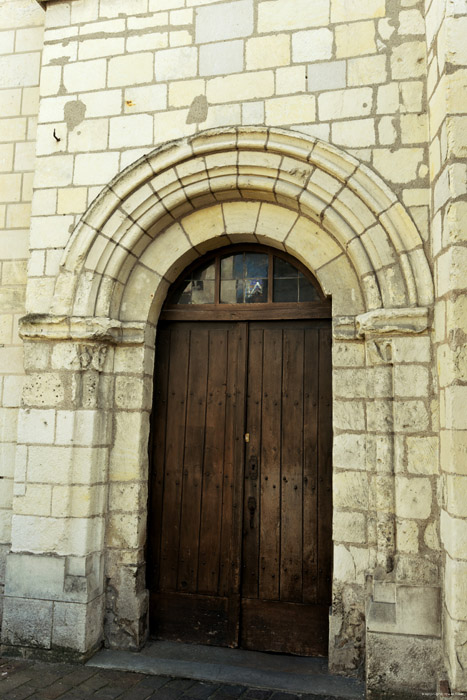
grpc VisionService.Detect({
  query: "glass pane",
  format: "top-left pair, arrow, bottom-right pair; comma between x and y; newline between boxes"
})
193,261 -> 215,281
245,278 -> 268,303
170,280 -> 192,304
299,274 -> 320,301
220,279 -> 243,304
274,257 -> 298,279
274,277 -> 299,302
221,254 -> 243,280
245,252 -> 268,278
191,279 -> 215,304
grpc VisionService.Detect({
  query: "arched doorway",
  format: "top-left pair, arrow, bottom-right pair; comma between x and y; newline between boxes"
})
147,245 -> 332,656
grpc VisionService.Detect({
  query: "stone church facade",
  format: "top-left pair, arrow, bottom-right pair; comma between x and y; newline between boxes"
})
0,0 -> 466,697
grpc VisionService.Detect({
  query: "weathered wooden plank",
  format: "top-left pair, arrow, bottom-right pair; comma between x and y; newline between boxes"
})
197,329 -> 228,594
302,327 -> 319,603
240,598 -> 329,656
151,591 -> 232,647
159,326 -> 190,591
242,327 -> 263,600
318,326 -> 333,605
161,302 -> 331,322
220,324 -> 248,646
258,326 -> 282,602
177,328 -> 209,593
280,327 -> 304,603
219,324 -> 247,596
148,325 -> 171,590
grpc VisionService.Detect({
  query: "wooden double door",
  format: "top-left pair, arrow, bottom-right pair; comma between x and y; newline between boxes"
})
148,319 -> 332,656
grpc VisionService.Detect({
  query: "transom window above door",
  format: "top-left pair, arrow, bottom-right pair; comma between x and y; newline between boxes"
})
161,246 -> 331,321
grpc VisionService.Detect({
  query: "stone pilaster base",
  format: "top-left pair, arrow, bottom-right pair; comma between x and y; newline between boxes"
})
1,552 -> 104,657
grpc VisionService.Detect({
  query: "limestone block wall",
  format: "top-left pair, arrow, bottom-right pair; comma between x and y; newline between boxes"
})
425,0 -> 467,693
27,0 -> 433,317
0,0 -> 44,604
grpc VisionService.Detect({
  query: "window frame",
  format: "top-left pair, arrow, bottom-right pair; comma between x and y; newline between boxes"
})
160,244 -> 332,321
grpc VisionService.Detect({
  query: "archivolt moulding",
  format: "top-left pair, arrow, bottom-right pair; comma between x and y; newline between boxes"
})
51,127 -> 433,323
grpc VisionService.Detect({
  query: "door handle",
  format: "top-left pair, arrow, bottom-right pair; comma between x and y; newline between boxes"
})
248,496 -> 256,529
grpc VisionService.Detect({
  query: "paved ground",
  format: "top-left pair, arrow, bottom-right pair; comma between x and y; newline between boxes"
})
0,657 -> 348,700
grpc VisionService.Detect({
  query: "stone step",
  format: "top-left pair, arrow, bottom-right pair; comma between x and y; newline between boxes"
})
87,641 -> 364,699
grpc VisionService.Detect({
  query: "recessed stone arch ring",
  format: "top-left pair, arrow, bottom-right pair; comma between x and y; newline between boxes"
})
50,127 -> 433,326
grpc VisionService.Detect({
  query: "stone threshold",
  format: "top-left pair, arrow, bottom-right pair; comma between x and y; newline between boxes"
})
87,640 -> 365,698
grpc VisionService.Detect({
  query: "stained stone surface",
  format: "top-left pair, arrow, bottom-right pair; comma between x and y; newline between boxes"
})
0,655 -> 360,700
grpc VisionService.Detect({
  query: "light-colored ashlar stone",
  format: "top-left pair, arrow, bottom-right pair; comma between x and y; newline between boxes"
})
108,52 -> 154,87
258,0 -> 330,32
124,84 -> 167,114
397,519 -> 419,553
195,0 -> 253,43
391,41 -> 426,80
74,152 -> 120,186
206,70 -> 274,104
394,365 -> 429,398
181,205 -> 225,248
440,510 -> 467,560
334,471 -> 369,510
63,59 -> 106,93
333,543 -> 369,584
319,87 -> 373,121
407,436 -> 439,475
335,20 -> 376,58
22,373 -> 65,408
156,46 -> 198,81
200,40 -> 244,76
242,101 -> 265,126
444,386 -> 467,430
333,511 -> 367,544
396,476 -> 432,520
109,114 -> 153,149
265,95 -> 316,126
333,433 -> 366,470
307,61 -> 346,92
373,148 -> 425,184
446,475 -> 467,519
292,28 -> 333,63
2,597 -> 53,649
246,34 -> 290,70
331,0 -> 385,23
332,118 -> 376,147
0,52 -> 40,89
445,555 -> 467,622
17,409 -> 55,445
333,401 -> 365,431
276,65 -> 306,94
348,54 -> 387,86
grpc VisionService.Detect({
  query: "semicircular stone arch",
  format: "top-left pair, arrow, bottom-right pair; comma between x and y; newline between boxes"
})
51,127 -> 434,324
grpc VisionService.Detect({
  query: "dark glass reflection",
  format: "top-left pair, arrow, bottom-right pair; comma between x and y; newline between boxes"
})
274,278 -> 298,302
245,278 -> 268,303
169,251 -> 321,307
274,257 -> 298,279
245,253 -> 268,278
298,273 -> 320,301
220,253 -> 268,304
170,261 -> 215,304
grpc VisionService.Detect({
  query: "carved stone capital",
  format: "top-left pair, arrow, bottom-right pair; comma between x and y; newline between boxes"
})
78,344 -> 108,372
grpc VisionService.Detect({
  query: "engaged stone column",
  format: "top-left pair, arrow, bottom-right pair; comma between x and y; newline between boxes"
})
1,315 -> 145,659
356,309 -> 443,699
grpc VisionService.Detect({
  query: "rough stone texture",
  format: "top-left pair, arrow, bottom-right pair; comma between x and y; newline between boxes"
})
0,656 -> 362,700
366,632 -> 443,698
